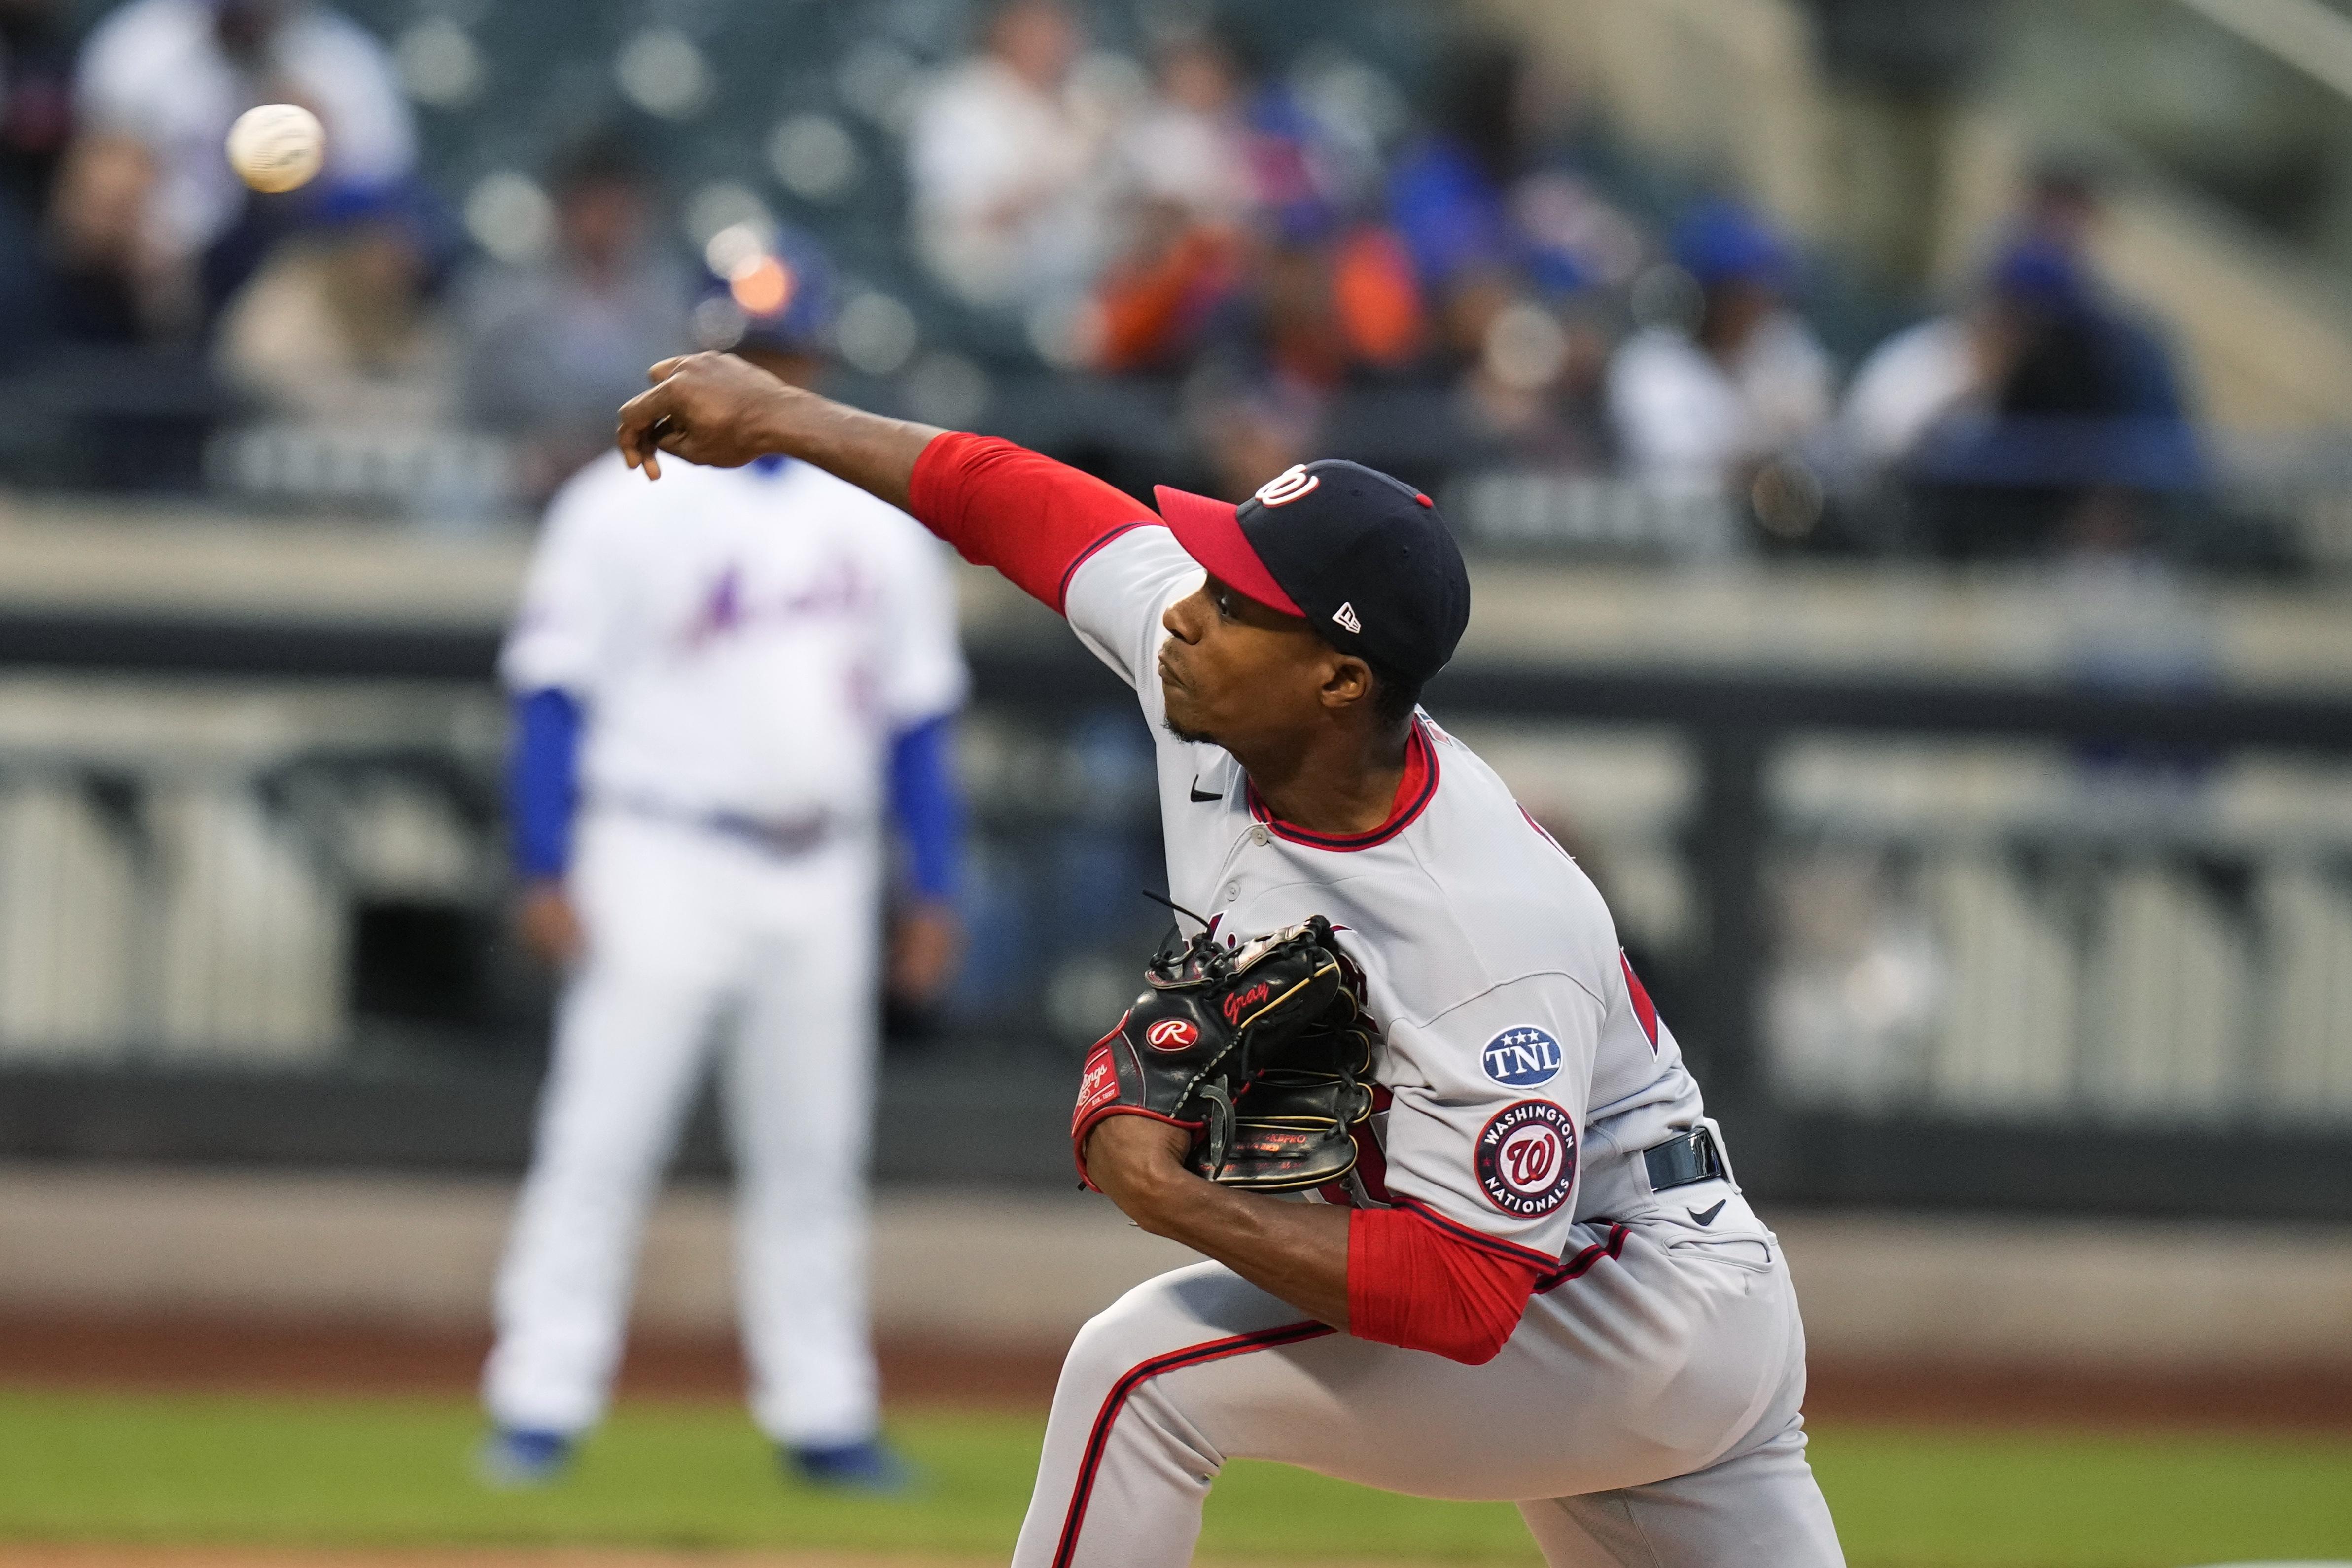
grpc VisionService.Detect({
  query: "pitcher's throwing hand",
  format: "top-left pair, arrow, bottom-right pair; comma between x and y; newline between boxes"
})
619,351 -> 938,506
617,352 -> 796,478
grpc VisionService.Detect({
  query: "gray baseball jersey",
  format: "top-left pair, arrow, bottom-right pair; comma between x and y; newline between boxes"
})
1073,526 -> 1705,1250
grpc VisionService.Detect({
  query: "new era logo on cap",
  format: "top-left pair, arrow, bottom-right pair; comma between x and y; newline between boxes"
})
1153,460 -> 1471,687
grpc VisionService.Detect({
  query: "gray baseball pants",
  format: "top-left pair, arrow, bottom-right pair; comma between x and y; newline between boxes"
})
1011,1210 -> 1844,1567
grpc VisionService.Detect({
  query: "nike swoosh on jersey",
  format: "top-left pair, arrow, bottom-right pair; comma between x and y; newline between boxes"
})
1687,1199 -> 1727,1227
1188,777 -> 1222,802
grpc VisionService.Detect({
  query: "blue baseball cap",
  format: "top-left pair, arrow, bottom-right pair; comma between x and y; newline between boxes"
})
1154,461 -> 1471,685
694,223 -> 835,355
1671,199 -> 1790,289
1990,236 -> 2091,314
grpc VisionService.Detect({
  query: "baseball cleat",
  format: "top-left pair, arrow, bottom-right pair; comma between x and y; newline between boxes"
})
784,1436 -> 915,1493
475,1427 -> 573,1489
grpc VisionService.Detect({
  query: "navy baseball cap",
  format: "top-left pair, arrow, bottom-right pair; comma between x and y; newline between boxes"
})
693,223 -> 836,356
1154,461 -> 1471,686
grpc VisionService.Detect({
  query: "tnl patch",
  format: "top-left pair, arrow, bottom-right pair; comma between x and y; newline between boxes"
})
1474,1100 -> 1577,1218
1481,1025 -> 1562,1088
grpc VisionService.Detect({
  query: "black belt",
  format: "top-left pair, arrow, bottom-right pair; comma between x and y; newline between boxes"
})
1643,1126 -> 1724,1192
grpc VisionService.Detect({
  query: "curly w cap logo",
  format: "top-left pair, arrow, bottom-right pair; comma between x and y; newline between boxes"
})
1254,464 -> 1320,507
1474,1100 -> 1577,1217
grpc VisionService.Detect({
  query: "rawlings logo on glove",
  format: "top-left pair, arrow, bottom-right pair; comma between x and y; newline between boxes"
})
1145,1017 -> 1199,1051
1070,915 -> 1377,1195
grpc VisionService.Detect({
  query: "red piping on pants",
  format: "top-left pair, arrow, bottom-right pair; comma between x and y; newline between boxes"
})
1050,1320 -> 1334,1568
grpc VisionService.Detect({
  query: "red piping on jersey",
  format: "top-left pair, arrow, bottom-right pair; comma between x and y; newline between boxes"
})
1246,721 -> 1439,851
1389,1195 -> 1560,1272
1050,1321 -> 1334,1568
1621,952 -> 1660,1053
1535,1222 -> 1630,1293
1520,805 -> 1571,858
1056,521 -> 1154,610
907,432 -> 1158,615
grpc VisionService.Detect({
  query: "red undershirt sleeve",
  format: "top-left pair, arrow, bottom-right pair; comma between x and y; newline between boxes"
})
906,431 -> 1158,613
1347,1205 -> 1546,1366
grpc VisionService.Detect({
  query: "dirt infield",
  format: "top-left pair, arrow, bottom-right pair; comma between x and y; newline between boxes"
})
0,1551 -> 1001,1568
0,1549 -> 1423,1568
5,1310 -> 2351,1429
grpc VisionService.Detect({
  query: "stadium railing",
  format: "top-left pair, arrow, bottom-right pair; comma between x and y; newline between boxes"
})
0,604 -> 2349,1219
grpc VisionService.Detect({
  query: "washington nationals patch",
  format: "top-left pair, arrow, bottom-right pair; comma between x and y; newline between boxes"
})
1474,1100 -> 1577,1217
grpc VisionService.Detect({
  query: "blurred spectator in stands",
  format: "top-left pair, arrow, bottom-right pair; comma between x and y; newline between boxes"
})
2018,158 -> 2102,262
1607,200 -> 1831,491
1844,163 -> 2194,489
215,178 -> 452,425
907,0 -> 1122,310
1839,301 -> 1986,478
1387,41 -> 1642,368
459,134 -> 692,505
1092,208 -> 1244,374
37,129 -> 191,341
1091,30 -> 1254,374
73,0 -> 415,316
2006,163 -> 2195,445
1114,27 -> 1253,227
1906,236 -> 2203,559
1095,56 -> 1424,391
1458,292 -> 1615,469
0,0 -> 77,222
1250,209 -> 1423,390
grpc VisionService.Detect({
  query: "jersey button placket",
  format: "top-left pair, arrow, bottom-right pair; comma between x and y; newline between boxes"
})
1216,820 -> 1265,919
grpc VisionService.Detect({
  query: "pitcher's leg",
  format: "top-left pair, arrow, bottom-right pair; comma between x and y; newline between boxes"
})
730,850 -> 883,1447
1520,1416 -> 1844,1568
1008,1256 -> 1628,1568
1011,1263 -> 1334,1568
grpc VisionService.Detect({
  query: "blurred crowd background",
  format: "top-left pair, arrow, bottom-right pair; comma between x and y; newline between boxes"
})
1,0 -> 2351,1228
8,0 -> 2346,562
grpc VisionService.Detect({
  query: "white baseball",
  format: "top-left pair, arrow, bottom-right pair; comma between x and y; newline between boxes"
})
225,104 -> 325,194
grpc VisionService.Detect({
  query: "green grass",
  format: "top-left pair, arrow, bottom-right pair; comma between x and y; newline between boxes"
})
0,1390 -> 2348,1566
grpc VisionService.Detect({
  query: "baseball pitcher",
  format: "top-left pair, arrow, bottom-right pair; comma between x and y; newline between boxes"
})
612,354 -> 1842,1564
479,247 -> 968,1491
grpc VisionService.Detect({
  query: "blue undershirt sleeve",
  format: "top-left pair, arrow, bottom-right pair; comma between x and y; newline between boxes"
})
508,688 -> 583,881
889,713 -> 965,902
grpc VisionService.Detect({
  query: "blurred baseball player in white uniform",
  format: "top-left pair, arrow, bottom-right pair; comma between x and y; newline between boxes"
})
480,236 -> 968,1491
615,354 -> 1844,1564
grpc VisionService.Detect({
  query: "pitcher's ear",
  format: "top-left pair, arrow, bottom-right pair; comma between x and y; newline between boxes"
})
1320,654 -> 1375,711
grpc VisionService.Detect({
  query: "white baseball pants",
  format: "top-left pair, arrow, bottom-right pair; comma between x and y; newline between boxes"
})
1014,1206 -> 1844,1567
484,810 -> 883,1447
